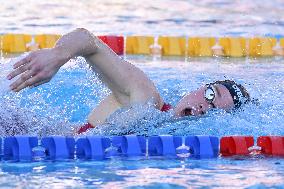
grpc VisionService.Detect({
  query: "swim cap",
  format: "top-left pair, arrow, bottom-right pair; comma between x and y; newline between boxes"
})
212,80 -> 250,109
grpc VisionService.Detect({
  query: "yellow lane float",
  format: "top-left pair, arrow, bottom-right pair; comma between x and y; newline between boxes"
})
126,36 -> 154,55
248,37 -> 277,57
188,37 -> 216,57
158,36 -> 186,56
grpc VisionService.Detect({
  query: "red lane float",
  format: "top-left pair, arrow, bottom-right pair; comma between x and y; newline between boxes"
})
98,36 -> 124,55
257,136 -> 284,156
220,136 -> 254,156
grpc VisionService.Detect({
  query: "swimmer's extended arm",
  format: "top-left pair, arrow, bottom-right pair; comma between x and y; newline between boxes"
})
8,28 -> 162,106
7,28 -> 99,91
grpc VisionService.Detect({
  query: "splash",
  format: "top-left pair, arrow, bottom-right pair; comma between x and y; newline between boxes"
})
0,56 -> 283,137
0,55 -> 79,137
85,100 -> 284,137
85,99 -> 173,136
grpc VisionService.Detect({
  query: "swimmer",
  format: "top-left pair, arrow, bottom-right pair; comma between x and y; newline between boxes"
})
7,28 -> 251,134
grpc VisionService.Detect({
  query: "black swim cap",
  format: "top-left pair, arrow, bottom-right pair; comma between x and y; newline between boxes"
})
212,80 -> 251,109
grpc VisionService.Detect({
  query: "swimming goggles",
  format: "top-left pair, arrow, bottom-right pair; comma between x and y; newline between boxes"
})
204,84 -> 217,108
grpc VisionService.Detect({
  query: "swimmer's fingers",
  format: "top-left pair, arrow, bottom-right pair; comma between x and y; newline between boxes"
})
11,71 -> 43,92
13,55 -> 32,69
32,79 -> 50,88
7,60 -> 33,80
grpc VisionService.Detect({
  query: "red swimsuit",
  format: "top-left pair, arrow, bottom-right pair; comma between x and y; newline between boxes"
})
160,103 -> 172,112
77,103 -> 172,134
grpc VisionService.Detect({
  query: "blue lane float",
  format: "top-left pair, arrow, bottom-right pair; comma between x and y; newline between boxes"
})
3,136 -> 38,161
112,135 -> 146,156
76,136 -> 111,159
185,136 -> 219,157
4,135 -> 284,162
41,136 -> 75,160
148,135 -> 182,156
0,138 -> 2,158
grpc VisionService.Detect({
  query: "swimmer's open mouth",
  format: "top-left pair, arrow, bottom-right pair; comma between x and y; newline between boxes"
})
182,108 -> 194,116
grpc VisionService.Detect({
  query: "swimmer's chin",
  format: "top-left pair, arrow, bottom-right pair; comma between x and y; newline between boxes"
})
172,114 -> 204,122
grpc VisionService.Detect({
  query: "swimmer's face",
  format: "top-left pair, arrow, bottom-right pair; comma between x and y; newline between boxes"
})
174,84 -> 234,117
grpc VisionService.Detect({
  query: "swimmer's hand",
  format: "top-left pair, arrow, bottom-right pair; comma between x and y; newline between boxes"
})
7,47 -> 68,92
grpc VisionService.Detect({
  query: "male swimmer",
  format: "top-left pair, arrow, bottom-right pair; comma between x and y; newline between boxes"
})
7,28 -> 251,134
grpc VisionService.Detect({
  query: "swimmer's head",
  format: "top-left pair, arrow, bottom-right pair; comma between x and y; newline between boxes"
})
174,80 -> 251,117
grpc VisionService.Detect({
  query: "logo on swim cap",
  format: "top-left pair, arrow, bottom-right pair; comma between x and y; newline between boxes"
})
210,80 -> 250,109
232,84 -> 247,106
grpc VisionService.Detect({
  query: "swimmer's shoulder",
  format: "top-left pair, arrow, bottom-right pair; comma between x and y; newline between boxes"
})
130,85 -> 164,110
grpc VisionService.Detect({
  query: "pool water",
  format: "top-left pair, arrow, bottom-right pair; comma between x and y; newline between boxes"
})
0,157 -> 283,188
1,56 -> 283,137
1,0 -> 284,37
0,56 -> 284,188
0,0 -> 284,188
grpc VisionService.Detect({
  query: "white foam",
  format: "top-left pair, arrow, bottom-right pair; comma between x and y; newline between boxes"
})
0,53 -> 29,94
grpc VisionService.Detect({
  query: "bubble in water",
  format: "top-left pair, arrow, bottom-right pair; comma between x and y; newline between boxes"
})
32,145 -> 46,161
105,144 -> 120,157
176,144 -> 191,158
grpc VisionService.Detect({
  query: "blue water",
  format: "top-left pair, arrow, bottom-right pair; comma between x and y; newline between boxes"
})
0,0 -> 284,37
0,0 -> 284,188
1,56 -> 283,137
0,56 -> 284,188
0,157 -> 283,188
